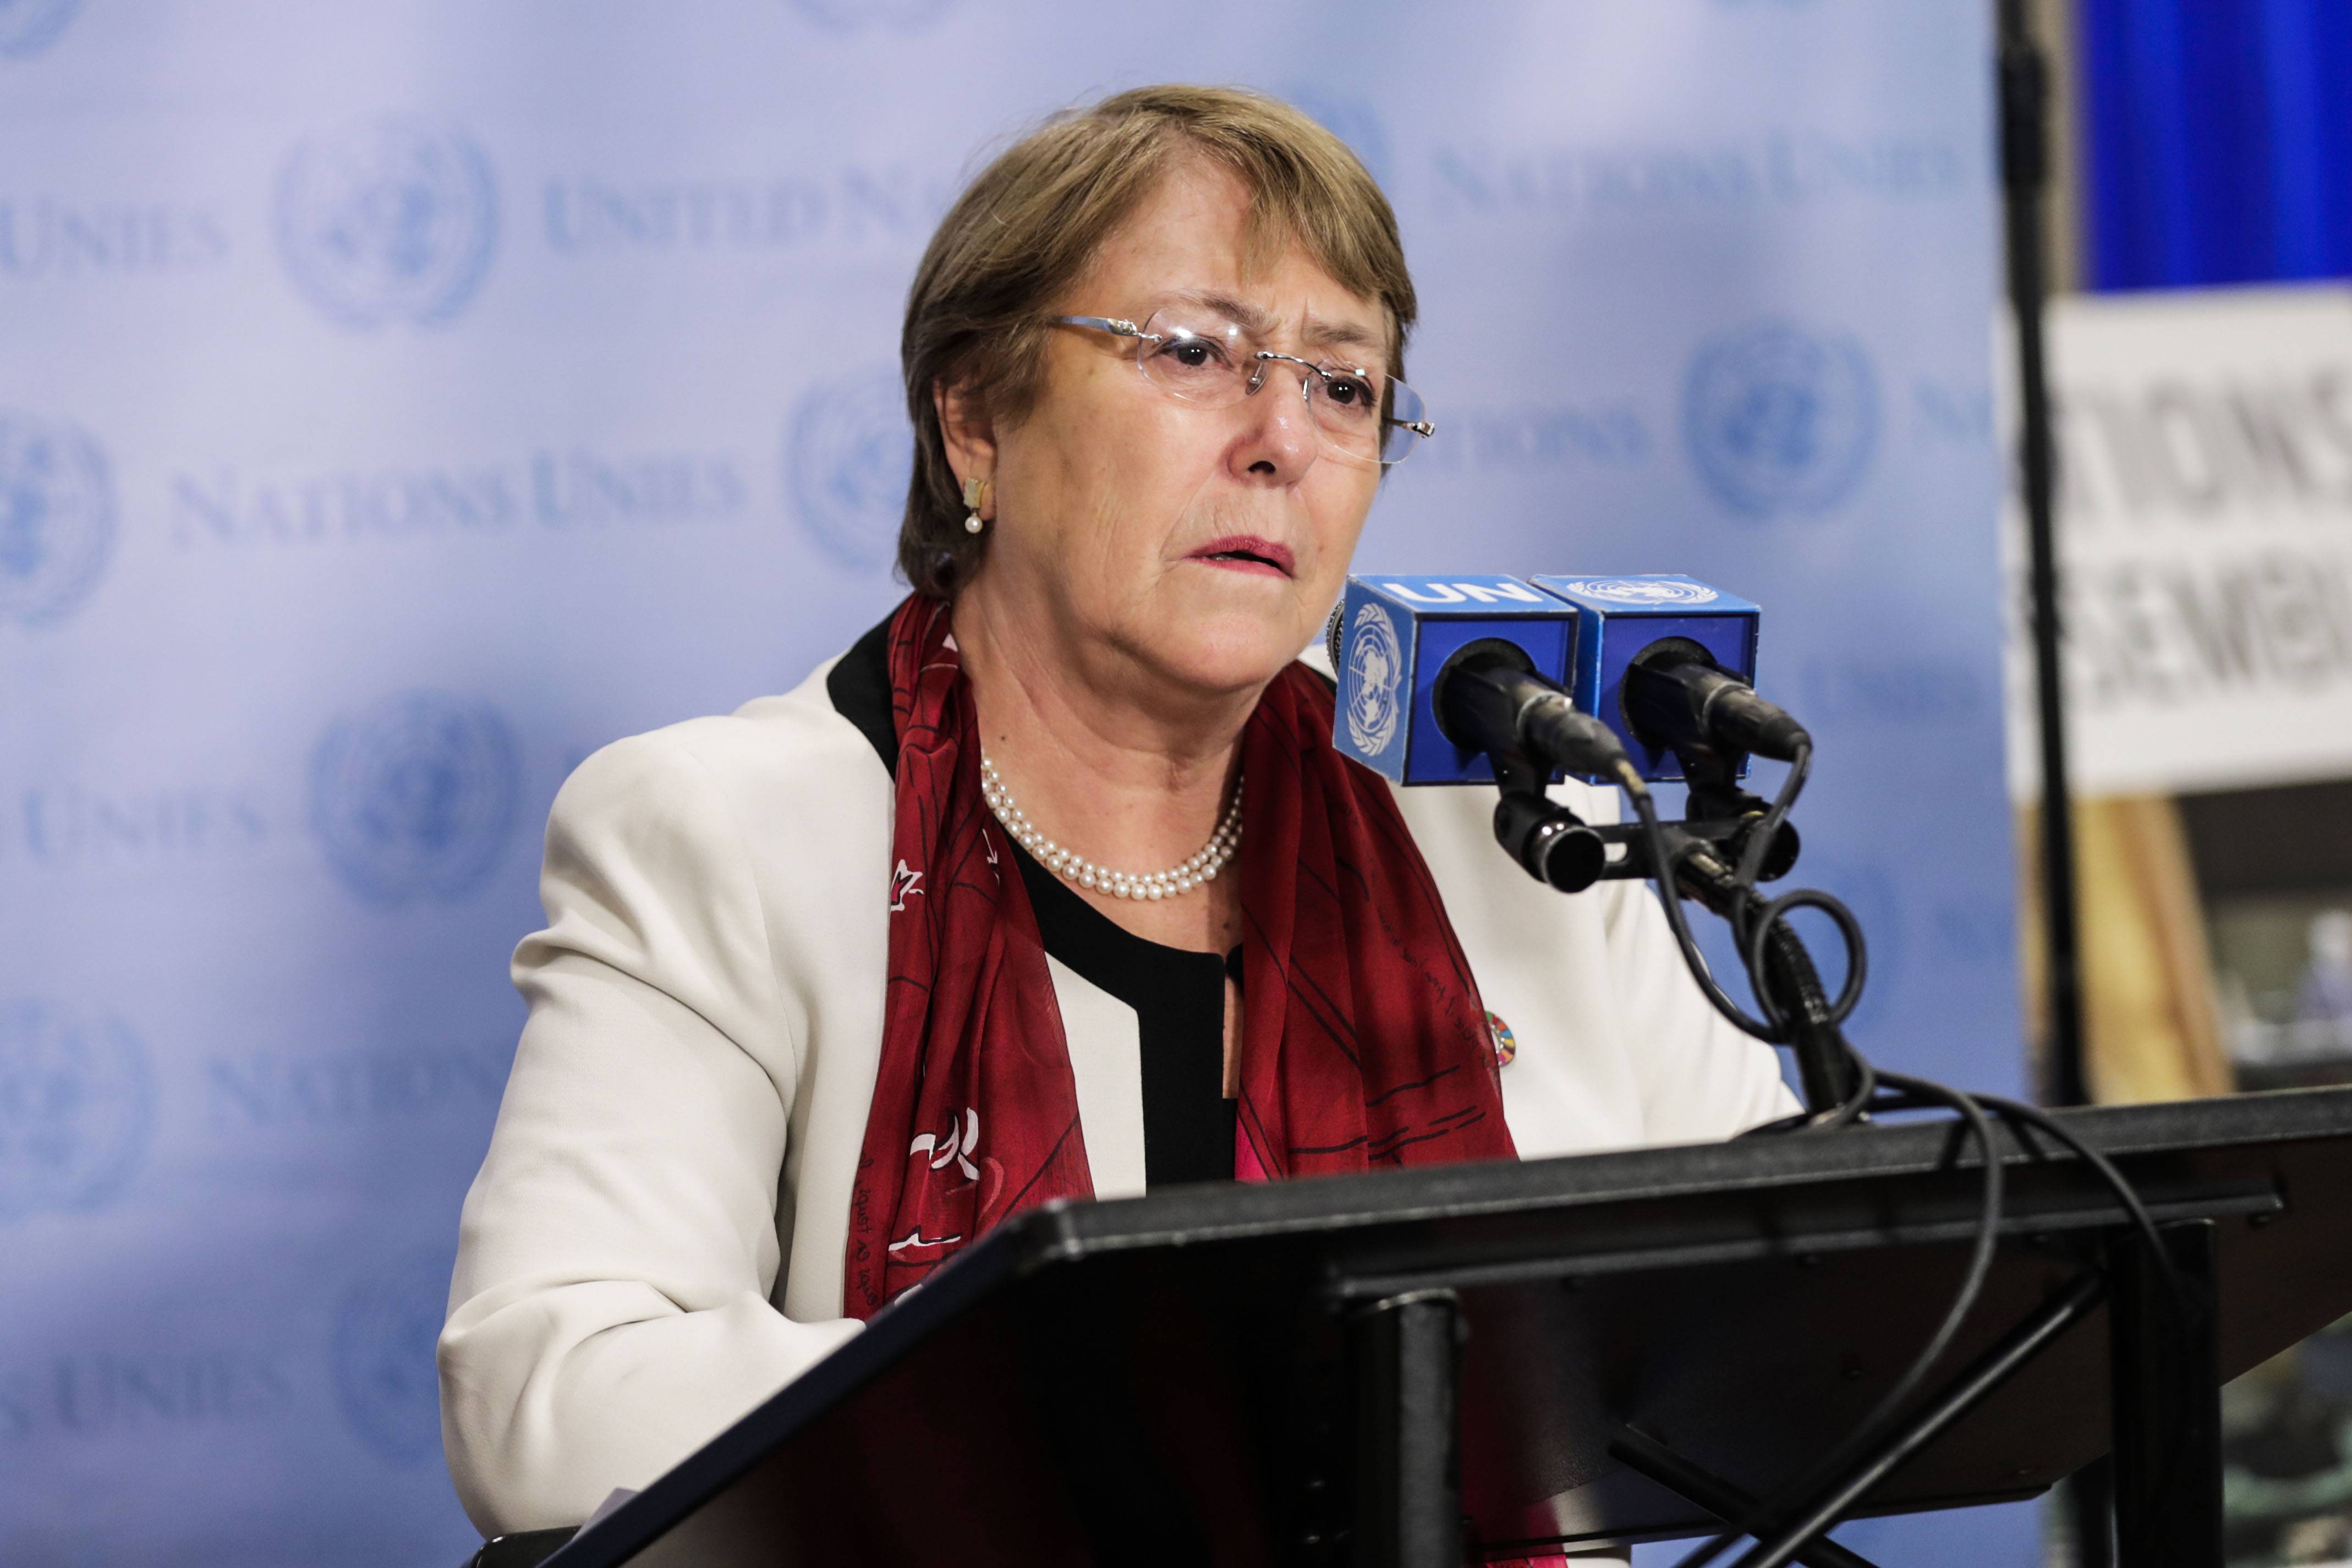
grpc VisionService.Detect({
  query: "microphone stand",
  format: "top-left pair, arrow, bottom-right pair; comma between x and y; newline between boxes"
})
1575,750 -> 1863,1118
1671,838 -> 1861,1115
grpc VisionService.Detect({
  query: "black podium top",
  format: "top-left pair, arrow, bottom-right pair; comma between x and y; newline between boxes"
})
542,1086 -> 2352,1568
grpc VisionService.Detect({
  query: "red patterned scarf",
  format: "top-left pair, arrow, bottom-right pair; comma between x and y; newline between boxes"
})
843,595 -> 1516,1318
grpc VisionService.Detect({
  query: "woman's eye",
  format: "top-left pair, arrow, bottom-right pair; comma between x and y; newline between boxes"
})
1166,340 -> 1220,369
1325,376 -> 1374,409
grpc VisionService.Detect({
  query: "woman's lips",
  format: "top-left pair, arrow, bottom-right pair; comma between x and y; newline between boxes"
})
1186,536 -> 1296,578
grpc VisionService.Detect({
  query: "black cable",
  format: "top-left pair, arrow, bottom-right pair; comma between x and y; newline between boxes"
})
1974,1094 -> 2183,1296
1629,778 -> 1877,1128
1630,784 -> 1780,1041
1732,1036 -> 1876,1137
1628,770 -> 1872,1124
1715,1076 -> 2189,1564
1742,889 -> 1868,1032
1813,1046 -> 1877,1130
1755,917 -> 1873,1125
1672,1071 -> 2005,1568
1741,1088 -> 2192,1567
1736,742 -> 1812,889
1618,743 -> 2192,1568
1630,753 -> 2002,1567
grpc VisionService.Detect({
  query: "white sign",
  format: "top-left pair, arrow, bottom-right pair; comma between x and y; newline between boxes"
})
2008,285 -> 2352,798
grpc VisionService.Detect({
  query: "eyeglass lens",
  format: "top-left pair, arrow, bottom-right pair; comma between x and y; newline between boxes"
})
1132,307 -> 1429,465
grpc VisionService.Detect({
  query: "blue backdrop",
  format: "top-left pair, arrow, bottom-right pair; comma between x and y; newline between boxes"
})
2079,0 -> 2352,288
0,3 -> 2021,1563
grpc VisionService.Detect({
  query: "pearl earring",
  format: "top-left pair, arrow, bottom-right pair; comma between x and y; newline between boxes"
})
962,476 -> 986,536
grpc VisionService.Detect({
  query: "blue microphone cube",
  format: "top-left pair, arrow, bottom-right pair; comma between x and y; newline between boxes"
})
1330,574 -> 1576,785
1529,575 -> 1762,782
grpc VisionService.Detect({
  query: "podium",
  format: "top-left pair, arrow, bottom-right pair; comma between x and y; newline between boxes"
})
499,1086 -> 2352,1567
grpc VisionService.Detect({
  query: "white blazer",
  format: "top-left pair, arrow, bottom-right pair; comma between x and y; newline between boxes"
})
438,642 -> 1798,1538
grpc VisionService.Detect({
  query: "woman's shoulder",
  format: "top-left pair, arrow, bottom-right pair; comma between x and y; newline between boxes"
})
549,638 -> 895,865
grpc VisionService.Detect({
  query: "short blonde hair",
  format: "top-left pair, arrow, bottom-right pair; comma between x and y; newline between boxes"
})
897,84 -> 1418,597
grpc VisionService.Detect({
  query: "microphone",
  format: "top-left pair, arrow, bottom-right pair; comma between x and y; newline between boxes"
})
1528,575 -> 1805,781
1326,574 -> 1635,785
1430,643 -> 1633,787
1326,574 -> 1580,785
1621,642 -> 1810,766
1326,575 -> 1628,891
1431,643 -> 1631,890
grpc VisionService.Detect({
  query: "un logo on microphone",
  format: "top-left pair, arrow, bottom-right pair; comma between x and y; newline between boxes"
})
1549,578 -> 1721,607
0,1000 -> 153,1222
786,370 -> 913,573
334,1246 -> 453,1466
1682,322 -> 1878,519
0,411 -> 114,628
1344,602 -> 1405,756
276,117 -> 498,329
310,693 -> 521,906
0,0 -> 78,58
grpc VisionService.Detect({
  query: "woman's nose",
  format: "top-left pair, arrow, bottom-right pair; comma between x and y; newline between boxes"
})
1232,364 -> 1323,479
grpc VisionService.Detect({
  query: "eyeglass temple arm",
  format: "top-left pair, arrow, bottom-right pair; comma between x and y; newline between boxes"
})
1056,314 -> 1157,341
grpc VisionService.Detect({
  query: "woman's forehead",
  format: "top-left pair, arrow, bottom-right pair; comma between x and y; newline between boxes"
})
1080,161 -> 1389,358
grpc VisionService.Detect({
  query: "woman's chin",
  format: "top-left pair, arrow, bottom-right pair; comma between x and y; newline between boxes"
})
1134,616 -> 1313,696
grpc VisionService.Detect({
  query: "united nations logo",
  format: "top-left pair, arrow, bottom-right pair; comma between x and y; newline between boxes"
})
1682,322 -> 1878,518
786,370 -> 914,573
1344,602 -> 1405,755
0,411 -> 114,628
309,692 -> 521,906
0,999 -> 152,1222
275,117 -> 498,329
1551,577 -> 1720,607
333,1246 -> 453,1466
791,0 -> 957,29
0,0 -> 78,58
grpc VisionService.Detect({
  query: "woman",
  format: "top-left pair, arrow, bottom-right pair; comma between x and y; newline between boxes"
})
438,84 -> 1794,1535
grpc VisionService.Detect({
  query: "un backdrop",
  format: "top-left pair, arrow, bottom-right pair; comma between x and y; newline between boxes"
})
0,3 -> 2015,1564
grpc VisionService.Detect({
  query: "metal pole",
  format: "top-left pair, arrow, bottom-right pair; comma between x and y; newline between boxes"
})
1998,0 -> 2088,1110
2109,1222 -> 2222,1568
1998,15 -> 2109,1553
1353,1291 -> 1465,1568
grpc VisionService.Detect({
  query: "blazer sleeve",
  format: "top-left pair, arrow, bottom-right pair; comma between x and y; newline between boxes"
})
1596,867 -> 1803,1143
438,731 -> 859,1536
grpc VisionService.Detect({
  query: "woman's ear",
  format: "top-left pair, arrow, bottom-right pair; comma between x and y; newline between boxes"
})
934,379 -> 997,517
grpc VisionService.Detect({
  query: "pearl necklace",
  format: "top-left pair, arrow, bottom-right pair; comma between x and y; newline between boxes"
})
980,754 -> 1242,900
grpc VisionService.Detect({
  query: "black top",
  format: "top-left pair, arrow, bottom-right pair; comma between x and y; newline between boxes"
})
827,613 -> 1237,1188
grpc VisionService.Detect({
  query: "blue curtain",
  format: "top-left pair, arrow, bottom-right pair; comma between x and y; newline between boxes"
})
2078,0 -> 2352,288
